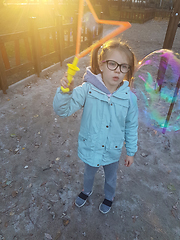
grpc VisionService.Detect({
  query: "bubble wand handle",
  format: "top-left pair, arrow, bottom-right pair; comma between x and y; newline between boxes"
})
61,57 -> 80,93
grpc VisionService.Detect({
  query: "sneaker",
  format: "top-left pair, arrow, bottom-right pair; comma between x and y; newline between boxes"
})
99,199 -> 113,214
75,191 -> 93,208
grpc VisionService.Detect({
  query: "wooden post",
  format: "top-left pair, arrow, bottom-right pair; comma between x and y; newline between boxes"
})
156,56 -> 168,92
15,39 -> 21,66
162,75 -> 180,134
56,15 -> 64,66
163,0 -> 180,49
73,13 -> 78,48
24,37 -> 32,62
156,0 -> 180,90
87,27 -> 93,47
98,12 -> 104,37
118,0 -> 122,10
87,13 -> 94,48
0,43 -> 11,69
29,17 -> 41,77
0,52 -> 8,94
101,0 -> 110,17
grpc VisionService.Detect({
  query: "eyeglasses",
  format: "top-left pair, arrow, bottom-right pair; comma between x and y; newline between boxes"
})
102,60 -> 131,73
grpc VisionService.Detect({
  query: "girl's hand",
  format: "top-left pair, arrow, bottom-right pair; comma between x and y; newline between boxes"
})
60,72 -> 74,92
124,155 -> 134,167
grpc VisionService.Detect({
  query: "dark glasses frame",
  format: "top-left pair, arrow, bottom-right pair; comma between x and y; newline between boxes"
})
102,60 -> 131,73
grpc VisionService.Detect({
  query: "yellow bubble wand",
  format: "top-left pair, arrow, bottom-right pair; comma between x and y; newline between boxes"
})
61,0 -> 132,93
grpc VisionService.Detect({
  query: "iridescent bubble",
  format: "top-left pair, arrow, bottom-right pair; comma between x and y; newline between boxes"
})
134,49 -> 180,133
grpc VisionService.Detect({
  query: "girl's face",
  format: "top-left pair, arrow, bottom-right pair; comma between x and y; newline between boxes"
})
99,49 -> 130,93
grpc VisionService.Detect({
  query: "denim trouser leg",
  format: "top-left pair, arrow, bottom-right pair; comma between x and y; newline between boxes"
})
103,161 -> 119,201
83,163 -> 99,193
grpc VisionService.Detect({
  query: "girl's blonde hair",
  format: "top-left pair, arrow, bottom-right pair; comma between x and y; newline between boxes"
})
90,39 -> 136,88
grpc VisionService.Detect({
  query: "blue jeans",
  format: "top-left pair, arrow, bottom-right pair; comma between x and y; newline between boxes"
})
83,161 -> 119,201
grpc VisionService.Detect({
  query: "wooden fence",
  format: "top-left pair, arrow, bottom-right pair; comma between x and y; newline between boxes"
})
155,10 -> 171,19
119,9 -> 155,23
119,8 -> 171,23
0,9 -> 171,94
0,15 -> 103,94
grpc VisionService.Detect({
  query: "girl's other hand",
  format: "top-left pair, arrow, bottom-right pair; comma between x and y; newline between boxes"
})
60,72 -> 74,92
124,155 -> 134,167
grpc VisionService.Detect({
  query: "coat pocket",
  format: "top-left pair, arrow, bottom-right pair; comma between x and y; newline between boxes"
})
87,88 -> 108,102
112,98 -> 129,124
78,130 -> 94,158
112,97 -> 129,108
106,136 -> 124,160
108,139 -> 124,150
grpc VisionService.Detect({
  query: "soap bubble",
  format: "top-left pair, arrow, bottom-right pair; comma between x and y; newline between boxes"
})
134,49 -> 180,133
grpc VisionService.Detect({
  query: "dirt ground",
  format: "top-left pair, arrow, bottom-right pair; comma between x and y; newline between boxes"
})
0,19 -> 180,240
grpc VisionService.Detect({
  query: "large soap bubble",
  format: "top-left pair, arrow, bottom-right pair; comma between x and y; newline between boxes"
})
134,49 -> 180,133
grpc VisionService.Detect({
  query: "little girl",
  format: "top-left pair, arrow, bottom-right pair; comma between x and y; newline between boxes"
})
53,39 -> 138,214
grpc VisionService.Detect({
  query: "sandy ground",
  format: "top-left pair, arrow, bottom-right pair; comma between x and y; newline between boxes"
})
0,19 -> 180,240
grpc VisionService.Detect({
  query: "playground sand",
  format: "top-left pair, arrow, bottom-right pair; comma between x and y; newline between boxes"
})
0,19 -> 180,240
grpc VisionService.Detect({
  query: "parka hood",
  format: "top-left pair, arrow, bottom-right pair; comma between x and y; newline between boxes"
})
83,66 -> 129,95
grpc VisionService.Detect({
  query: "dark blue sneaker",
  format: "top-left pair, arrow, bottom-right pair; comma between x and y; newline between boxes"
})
99,199 -> 113,214
75,191 -> 93,207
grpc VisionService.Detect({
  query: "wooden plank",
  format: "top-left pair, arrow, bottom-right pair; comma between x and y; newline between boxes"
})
67,27 -> 70,47
38,26 -> 56,34
0,51 -> 8,93
5,61 -> 34,77
46,32 -> 50,54
51,30 -> 57,52
0,31 -> 29,43
82,25 -> 85,42
73,22 -> 77,46
15,39 -> 21,66
56,15 -> 64,64
63,22 -> 72,28
0,43 -> 11,69
37,33 -> 43,57
40,51 -> 58,63
24,37 -> 32,62
63,23 -> 75,48
29,17 -> 41,77
73,14 -> 78,46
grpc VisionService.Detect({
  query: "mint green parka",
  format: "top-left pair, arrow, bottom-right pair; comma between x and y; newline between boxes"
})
53,69 -> 138,167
